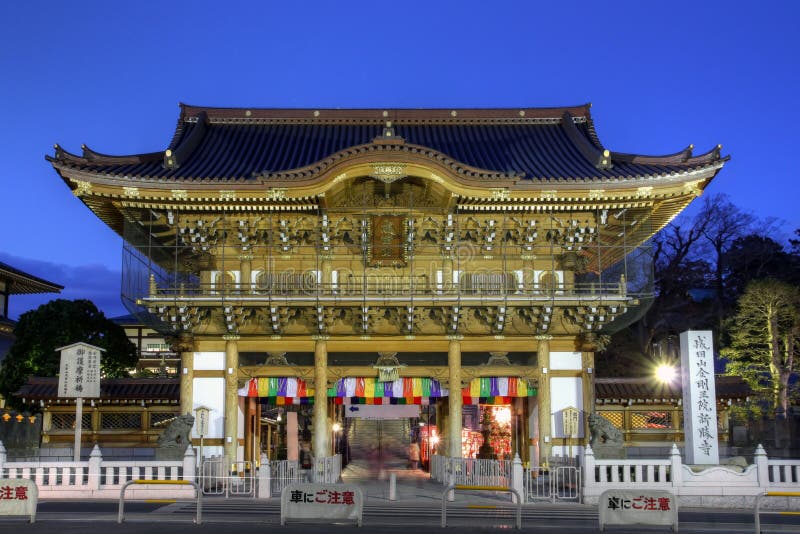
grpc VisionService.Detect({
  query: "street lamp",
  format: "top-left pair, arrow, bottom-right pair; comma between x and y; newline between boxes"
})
655,363 -> 678,384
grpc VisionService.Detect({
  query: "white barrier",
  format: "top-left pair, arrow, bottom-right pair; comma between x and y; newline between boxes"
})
584,443 -> 800,508
0,441 -> 195,499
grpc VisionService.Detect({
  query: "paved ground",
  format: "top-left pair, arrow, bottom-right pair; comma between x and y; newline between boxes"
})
0,466 -> 797,533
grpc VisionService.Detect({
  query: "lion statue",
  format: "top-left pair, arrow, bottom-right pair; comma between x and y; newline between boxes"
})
157,414 -> 195,449
588,413 -> 623,446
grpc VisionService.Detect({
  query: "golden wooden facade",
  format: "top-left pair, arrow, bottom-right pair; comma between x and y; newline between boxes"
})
49,105 -> 727,463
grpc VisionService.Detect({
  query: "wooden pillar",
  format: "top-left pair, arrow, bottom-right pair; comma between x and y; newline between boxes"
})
536,335 -> 552,463
239,253 -> 253,293
447,337 -> 462,458
244,397 -> 257,467
224,334 -> 240,462
313,337 -> 329,457
581,347 -> 596,447
321,258 -> 332,293
177,334 -> 194,417
442,257 -> 453,292
522,257 -> 534,292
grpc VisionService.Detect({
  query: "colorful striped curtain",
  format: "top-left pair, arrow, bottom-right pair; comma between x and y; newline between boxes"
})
239,376 -> 535,404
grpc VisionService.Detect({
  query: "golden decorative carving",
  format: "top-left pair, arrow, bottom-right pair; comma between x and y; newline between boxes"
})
219,190 -> 236,201
636,186 -> 653,198
490,188 -> 510,200
222,333 -> 241,341
72,179 -> 92,197
369,162 -> 407,183
171,189 -> 188,200
540,190 -> 558,200
588,189 -> 605,199
266,188 -> 287,200
123,186 -> 140,198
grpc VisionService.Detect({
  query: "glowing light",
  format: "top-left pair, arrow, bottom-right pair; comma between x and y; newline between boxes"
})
430,435 -> 440,445
655,364 -> 678,384
332,422 -> 342,433
493,406 -> 512,425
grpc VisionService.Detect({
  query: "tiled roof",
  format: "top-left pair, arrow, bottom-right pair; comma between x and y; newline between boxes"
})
0,261 -> 63,295
14,377 -> 179,401
595,376 -> 750,402
48,104 -> 727,184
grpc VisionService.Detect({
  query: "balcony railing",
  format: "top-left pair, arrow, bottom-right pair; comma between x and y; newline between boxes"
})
142,277 -> 640,303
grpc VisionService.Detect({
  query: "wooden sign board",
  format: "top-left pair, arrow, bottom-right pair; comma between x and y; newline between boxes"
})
57,342 -> 103,398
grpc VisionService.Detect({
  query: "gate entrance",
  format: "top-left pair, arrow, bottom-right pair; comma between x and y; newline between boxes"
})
343,404 -> 419,476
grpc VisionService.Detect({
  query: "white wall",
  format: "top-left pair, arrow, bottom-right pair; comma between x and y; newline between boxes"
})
549,351 -> 582,370
193,351 -> 224,370
192,377 -> 225,440
550,376 -> 584,438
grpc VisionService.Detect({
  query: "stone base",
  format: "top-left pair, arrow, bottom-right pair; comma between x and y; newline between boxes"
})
591,444 -> 626,459
155,448 -> 186,461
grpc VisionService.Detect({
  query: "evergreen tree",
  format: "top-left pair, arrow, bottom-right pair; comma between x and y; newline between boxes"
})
0,299 -> 137,409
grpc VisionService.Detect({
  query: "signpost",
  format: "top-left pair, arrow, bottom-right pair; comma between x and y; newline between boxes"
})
194,406 -> 211,466
57,342 -> 103,461
562,406 -> 580,459
680,330 -> 719,464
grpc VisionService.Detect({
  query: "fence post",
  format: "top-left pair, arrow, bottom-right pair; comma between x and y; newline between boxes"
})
754,443 -> 769,488
257,453 -> 271,499
583,444 -> 595,490
183,445 -> 196,483
511,453 -> 524,503
0,441 -> 6,472
669,443 -> 682,487
88,444 -> 102,491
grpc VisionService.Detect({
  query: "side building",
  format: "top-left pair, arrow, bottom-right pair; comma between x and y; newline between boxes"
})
0,260 -> 62,363
48,104 -> 727,466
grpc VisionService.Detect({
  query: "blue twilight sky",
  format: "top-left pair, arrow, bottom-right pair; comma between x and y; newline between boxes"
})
1,1 -> 798,319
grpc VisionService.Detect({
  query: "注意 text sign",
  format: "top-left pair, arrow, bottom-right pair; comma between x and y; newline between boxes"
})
57,342 -> 103,398
598,489 -> 677,532
0,478 -> 37,523
281,484 -> 363,526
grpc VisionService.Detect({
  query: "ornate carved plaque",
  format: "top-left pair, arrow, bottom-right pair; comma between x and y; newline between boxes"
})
368,215 -> 407,267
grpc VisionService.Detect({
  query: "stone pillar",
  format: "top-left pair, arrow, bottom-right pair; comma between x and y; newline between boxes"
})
239,253 -> 253,293
176,334 -> 194,417
224,334 -> 240,462
313,337 -> 329,457
447,337 -> 462,458
536,335 -> 552,463
183,445 -> 197,482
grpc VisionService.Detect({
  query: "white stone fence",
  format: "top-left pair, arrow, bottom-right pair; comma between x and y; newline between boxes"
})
584,443 -> 800,508
0,441 -> 196,499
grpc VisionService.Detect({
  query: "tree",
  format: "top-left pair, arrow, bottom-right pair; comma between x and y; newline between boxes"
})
695,193 -> 756,324
722,280 -> 799,416
0,299 -> 137,409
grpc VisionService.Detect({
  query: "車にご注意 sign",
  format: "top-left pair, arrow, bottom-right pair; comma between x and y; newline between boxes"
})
0,478 -> 37,523
280,484 -> 362,526
598,489 -> 677,532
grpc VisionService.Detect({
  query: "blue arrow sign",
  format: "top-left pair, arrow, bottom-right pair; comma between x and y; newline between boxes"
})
348,406 -> 360,412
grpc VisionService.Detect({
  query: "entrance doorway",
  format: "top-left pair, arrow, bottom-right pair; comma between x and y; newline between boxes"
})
343,404 -> 418,476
